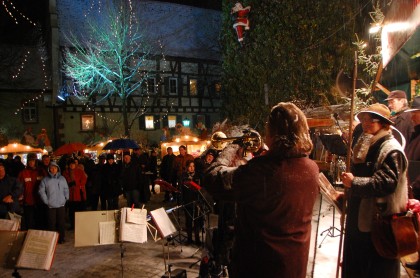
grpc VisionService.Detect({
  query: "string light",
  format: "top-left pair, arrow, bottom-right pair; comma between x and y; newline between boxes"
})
14,48 -> 49,115
2,0 -> 37,26
11,50 -> 30,79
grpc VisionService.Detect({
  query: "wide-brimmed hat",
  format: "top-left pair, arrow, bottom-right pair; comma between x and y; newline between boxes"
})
385,90 -> 407,100
356,103 -> 394,125
406,96 -> 420,112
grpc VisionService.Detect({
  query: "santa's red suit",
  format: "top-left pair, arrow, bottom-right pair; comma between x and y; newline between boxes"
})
231,2 -> 251,42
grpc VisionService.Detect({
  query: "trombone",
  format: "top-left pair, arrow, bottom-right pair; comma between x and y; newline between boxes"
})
210,129 -> 263,153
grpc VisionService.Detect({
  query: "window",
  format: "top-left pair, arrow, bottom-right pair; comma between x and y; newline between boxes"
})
81,114 -> 95,131
168,115 -> 177,128
147,78 -> 156,94
215,82 -> 222,93
22,102 -> 38,123
145,115 -> 155,130
169,77 -> 178,95
189,79 -> 197,96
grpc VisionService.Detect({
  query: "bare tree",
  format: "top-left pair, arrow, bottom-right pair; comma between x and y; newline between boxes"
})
62,0 -> 155,138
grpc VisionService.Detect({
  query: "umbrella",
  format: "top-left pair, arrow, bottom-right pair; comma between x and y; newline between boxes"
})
54,142 -> 87,156
0,143 -> 44,154
102,138 -> 139,150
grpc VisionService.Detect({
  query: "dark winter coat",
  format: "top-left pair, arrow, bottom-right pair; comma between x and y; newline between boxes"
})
343,134 -> 408,278
206,153 -> 319,278
160,153 -> 176,182
391,109 -> 414,148
0,174 -> 23,217
102,162 -> 122,198
120,162 -> 141,192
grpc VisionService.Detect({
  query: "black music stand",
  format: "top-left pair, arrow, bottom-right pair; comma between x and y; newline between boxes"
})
155,179 -> 190,247
318,134 -> 346,247
149,208 -> 187,278
319,134 -> 347,157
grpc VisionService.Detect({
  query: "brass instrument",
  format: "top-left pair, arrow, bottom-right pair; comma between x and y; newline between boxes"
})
211,129 -> 263,152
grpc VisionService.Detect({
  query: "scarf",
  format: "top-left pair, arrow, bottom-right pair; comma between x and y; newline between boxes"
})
352,129 -> 391,164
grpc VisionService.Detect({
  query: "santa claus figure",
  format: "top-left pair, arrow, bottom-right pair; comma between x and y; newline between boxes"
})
231,2 -> 251,44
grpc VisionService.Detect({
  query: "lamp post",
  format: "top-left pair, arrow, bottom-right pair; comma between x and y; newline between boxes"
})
182,117 -> 190,127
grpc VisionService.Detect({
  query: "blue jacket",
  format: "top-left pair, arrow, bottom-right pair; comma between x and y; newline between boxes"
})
38,163 -> 69,208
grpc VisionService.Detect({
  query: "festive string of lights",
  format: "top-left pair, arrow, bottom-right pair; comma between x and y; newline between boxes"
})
11,50 -> 30,79
2,0 -> 37,26
14,49 -> 49,115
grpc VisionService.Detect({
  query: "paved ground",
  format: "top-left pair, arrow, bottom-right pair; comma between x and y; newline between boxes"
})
0,190 -> 414,278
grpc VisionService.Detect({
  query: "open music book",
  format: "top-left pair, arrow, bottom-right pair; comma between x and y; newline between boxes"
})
15,229 -> 58,270
319,172 -> 344,215
119,207 -> 148,243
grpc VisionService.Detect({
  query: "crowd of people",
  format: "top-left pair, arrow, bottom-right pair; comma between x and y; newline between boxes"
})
0,148 -> 158,244
1,93 -> 419,278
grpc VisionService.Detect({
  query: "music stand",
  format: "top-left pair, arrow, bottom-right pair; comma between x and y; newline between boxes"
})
317,130 -> 344,247
150,208 -> 187,278
319,134 -> 347,157
318,172 -> 343,248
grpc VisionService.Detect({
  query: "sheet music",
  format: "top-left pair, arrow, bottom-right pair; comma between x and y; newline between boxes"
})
120,208 -> 147,243
16,230 -> 58,270
150,207 -> 177,238
99,221 -> 116,245
126,208 -> 147,225
319,173 -> 343,214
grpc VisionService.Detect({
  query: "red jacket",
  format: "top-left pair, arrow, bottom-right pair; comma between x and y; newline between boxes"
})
63,168 -> 87,202
17,166 -> 41,206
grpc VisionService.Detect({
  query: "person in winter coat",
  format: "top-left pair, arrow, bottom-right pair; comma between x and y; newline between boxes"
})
102,154 -> 121,210
38,162 -> 69,243
401,96 -> 420,271
120,152 -> 142,208
205,102 -> 319,278
0,163 -> 23,219
17,153 -> 40,229
385,90 -> 414,149
181,160 -> 204,245
341,103 -> 408,278
160,147 -> 176,202
62,159 -> 87,230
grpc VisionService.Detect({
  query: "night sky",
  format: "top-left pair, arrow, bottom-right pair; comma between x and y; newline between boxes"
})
0,0 -> 222,45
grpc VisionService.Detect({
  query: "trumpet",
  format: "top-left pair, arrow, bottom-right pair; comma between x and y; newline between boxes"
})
211,129 -> 263,152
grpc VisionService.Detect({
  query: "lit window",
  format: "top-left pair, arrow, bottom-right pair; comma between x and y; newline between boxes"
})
189,79 -> 197,96
169,78 -> 178,95
215,82 -> 222,93
168,115 -> 176,128
22,102 -> 38,123
145,115 -> 154,130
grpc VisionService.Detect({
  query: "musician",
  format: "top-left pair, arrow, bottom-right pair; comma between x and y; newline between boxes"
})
205,102 -> 319,278
181,160 -> 203,245
341,103 -> 408,278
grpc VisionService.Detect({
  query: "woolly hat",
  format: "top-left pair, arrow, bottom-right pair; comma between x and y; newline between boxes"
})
357,103 -> 394,125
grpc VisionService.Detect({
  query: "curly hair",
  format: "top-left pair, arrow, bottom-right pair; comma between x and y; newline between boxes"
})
266,102 -> 313,157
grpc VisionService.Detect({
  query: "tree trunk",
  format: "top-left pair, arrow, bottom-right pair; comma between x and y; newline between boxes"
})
122,95 -> 130,138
